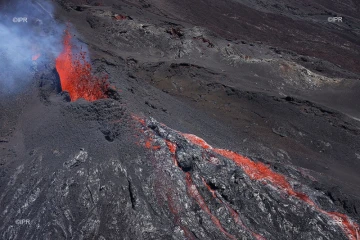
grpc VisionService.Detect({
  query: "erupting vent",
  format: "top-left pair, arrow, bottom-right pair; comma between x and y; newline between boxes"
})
55,27 -> 109,101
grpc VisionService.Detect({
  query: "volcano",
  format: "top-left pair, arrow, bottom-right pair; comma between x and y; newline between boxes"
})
1,0 -> 360,239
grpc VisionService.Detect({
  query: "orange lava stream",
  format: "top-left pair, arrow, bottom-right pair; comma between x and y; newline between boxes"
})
55,27 -> 109,101
165,137 -> 253,239
134,121 -> 237,239
145,138 -> 161,150
166,191 -> 196,240
185,172 -> 237,240
202,179 -> 266,240
183,134 -> 360,240
131,117 -> 359,240
166,140 -> 178,166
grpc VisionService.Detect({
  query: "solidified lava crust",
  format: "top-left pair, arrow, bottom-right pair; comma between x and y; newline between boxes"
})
1,0 -> 360,239
133,116 -> 359,240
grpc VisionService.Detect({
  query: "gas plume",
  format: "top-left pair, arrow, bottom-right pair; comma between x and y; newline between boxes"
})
0,0 -> 63,94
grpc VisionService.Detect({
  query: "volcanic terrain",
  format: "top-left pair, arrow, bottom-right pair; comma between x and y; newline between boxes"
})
0,0 -> 360,239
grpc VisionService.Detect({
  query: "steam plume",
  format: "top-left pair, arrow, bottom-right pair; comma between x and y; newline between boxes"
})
0,0 -> 63,94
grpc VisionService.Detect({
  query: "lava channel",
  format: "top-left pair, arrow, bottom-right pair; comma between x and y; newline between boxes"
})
134,118 -> 238,239
183,133 -> 360,240
185,172 -> 237,240
132,117 -> 360,240
202,179 -> 266,240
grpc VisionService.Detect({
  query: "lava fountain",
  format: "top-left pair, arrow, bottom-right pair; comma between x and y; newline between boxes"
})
55,27 -> 109,101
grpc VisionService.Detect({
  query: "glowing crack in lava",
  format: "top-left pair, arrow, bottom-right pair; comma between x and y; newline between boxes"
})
185,172 -> 237,240
183,134 -> 360,240
202,178 -> 265,240
56,28 -> 109,101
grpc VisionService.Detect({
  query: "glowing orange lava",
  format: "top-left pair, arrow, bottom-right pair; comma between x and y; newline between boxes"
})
132,117 -> 359,240
145,138 -> 161,150
185,172 -> 237,240
202,178 -> 266,240
166,191 -> 195,240
132,115 -> 146,126
183,133 -> 360,240
166,140 -> 178,166
56,27 -> 109,101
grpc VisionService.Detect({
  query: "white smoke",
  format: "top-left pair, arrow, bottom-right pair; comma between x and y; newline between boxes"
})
0,0 -> 65,94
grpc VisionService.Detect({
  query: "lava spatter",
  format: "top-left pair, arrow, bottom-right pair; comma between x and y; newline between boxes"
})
56,27 -> 109,101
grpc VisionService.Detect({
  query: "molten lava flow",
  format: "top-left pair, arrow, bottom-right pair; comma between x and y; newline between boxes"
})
183,134 -> 212,149
183,133 -> 360,240
56,27 -> 109,101
166,191 -> 196,240
185,172 -> 237,240
166,138 -> 249,239
202,178 -> 266,240
132,115 -> 146,126
134,119 -> 238,239
132,117 -> 359,240
145,138 -> 161,150
166,140 -> 178,166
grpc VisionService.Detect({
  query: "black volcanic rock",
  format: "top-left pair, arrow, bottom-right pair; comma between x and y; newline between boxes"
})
1,0 -> 360,239
1,87 -> 358,239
